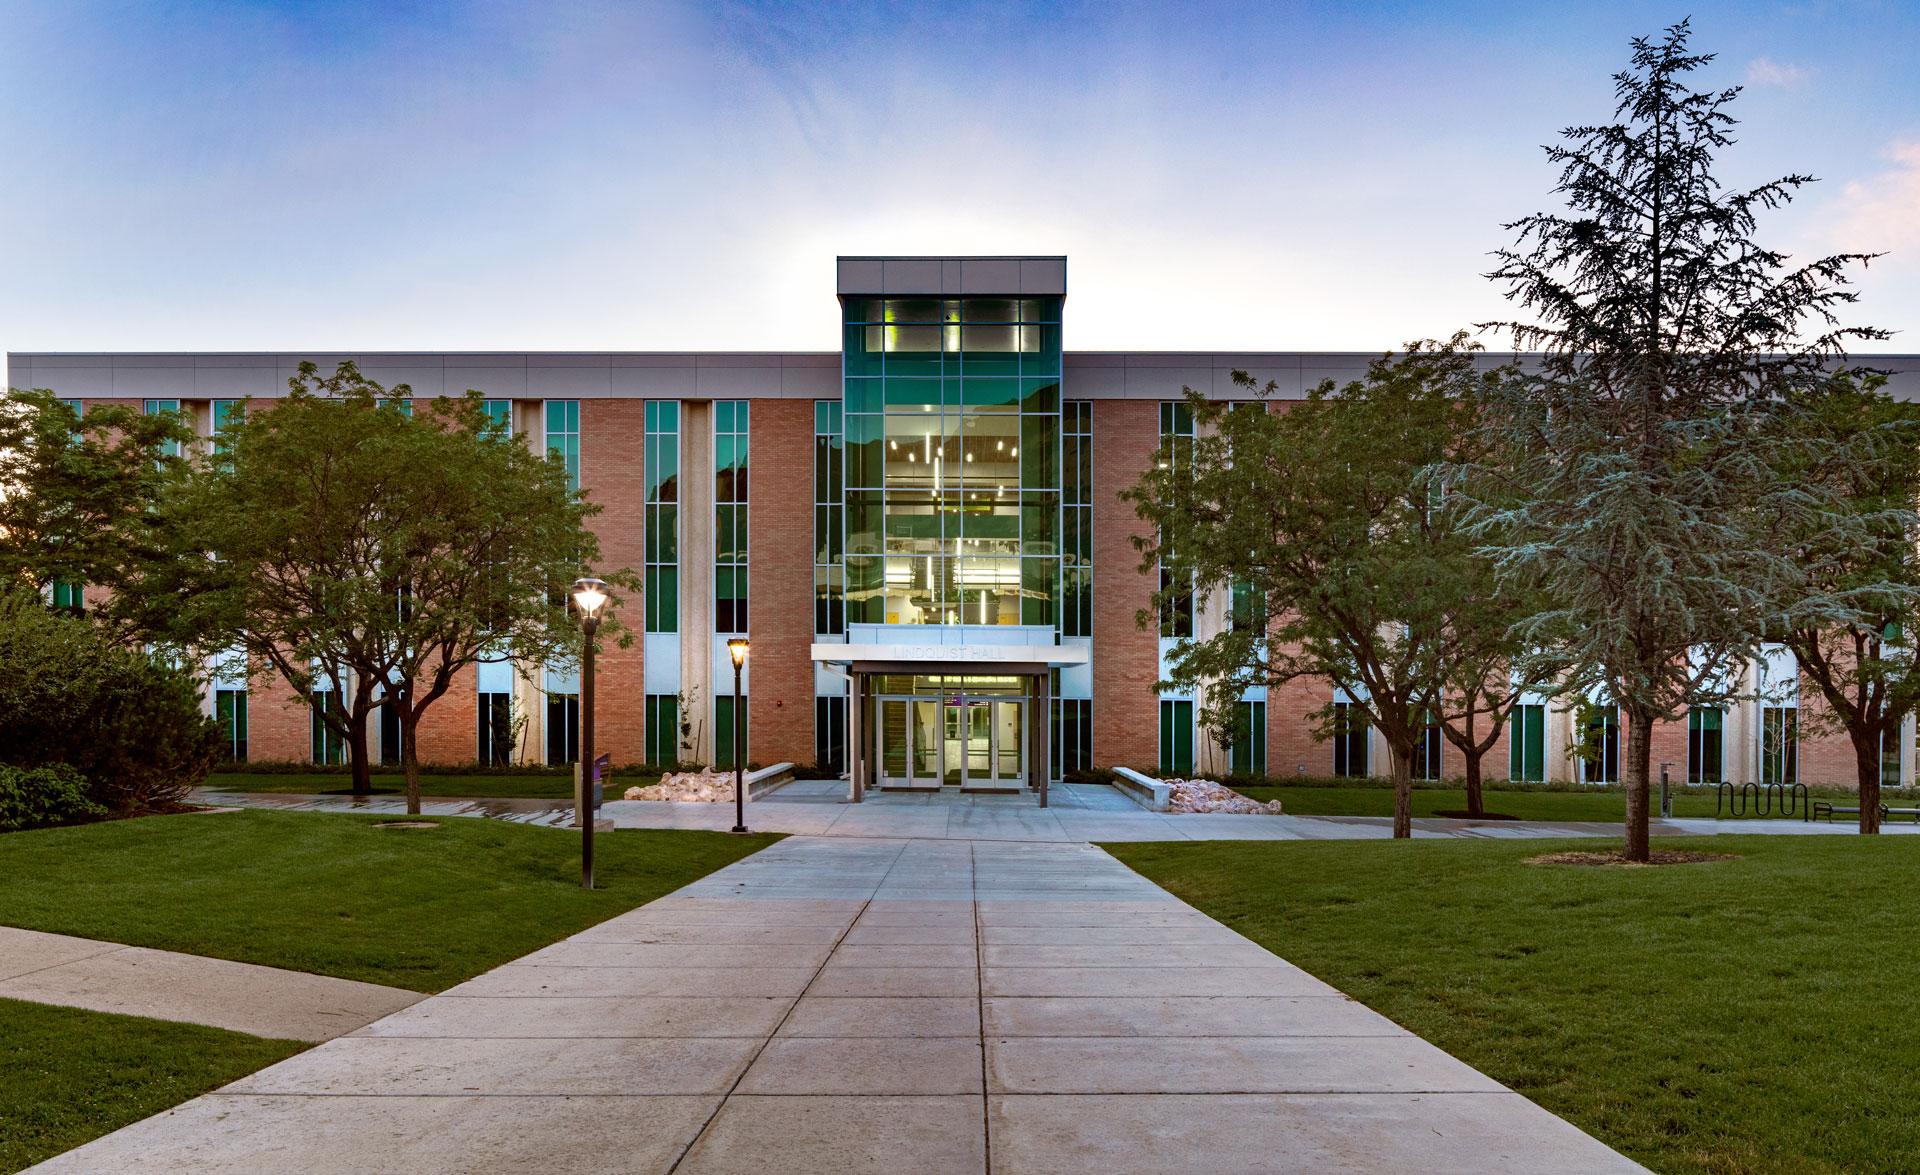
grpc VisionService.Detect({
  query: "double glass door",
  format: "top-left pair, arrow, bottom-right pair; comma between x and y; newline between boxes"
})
877,694 -> 1024,789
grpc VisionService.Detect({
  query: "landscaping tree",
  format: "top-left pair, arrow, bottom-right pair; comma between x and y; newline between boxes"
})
1467,21 -> 1886,860
0,588 -> 222,815
164,361 -> 627,806
1124,336 -> 1510,838
376,390 -> 631,815
1767,375 -> 1920,833
1427,542 -> 1542,819
0,389 -> 192,636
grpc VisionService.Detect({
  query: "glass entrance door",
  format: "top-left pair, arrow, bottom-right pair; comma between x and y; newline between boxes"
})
873,682 -> 1025,790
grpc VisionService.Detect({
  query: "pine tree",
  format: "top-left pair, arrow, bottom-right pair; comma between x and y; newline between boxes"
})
1469,20 -> 1885,859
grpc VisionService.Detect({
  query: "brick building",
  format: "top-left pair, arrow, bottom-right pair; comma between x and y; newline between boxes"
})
13,255 -> 1920,796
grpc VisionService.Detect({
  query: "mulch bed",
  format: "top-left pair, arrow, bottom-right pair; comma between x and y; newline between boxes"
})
1528,849 -> 1737,867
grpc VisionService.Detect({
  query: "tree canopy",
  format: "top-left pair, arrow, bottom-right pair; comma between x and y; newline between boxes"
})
1465,19 -> 1885,858
1125,335 -> 1520,837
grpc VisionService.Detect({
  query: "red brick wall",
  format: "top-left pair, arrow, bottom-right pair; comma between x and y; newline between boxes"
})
414,667 -> 477,764
1797,690 -> 1863,790
247,660 -> 313,762
1091,400 -> 1160,771
748,398 -> 818,767
1267,668 -> 1327,778
581,399 -> 647,765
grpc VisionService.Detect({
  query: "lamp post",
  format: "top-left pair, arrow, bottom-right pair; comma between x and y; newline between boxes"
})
570,577 -> 609,889
727,637 -> 749,834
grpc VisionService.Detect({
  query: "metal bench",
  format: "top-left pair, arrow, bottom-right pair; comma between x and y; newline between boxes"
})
1812,802 -> 1920,824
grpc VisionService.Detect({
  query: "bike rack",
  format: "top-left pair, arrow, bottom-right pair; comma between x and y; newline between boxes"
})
1714,780 -> 1810,821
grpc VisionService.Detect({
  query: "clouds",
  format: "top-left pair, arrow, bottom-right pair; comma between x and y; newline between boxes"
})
1827,141 -> 1920,257
1745,56 -> 1811,88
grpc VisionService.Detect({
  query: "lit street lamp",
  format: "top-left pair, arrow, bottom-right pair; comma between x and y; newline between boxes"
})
570,577 -> 609,889
727,637 -> 749,834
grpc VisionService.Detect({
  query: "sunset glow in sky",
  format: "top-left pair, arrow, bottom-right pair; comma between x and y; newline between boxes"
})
3,0 -> 1917,373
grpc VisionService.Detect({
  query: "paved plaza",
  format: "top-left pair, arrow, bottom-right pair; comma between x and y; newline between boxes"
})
37,835 -> 1641,1173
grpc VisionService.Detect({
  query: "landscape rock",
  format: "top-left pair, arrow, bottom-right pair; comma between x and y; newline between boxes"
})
622,771 -> 741,803
1162,777 -> 1284,815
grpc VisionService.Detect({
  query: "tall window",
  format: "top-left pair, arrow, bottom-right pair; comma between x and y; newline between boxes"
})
644,401 -> 679,633
1159,699 -> 1194,776
1509,703 -> 1546,782
210,399 -> 243,464
1761,706 -> 1798,786
1882,729 -> 1904,789
546,694 -> 579,764
715,694 -> 747,769
1333,700 -> 1369,777
814,400 -> 844,634
839,296 -> 1062,627
380,703 -> 402,766
144,399 -> 183,457
49,580 -> 83,613
477,691 -> 513,765
644,693 -> 679,766
1052,696 -> 1092,777
1580,704 -> 1620,784
215,688 -> 247,762
815,692 -> 848,774
545,400 -> 580,492
1231,699 -> 1267,778
715,400 -> 749,634
1062,400 -> 1093,637
1687,706 -> 1724,784
1157,401 -> 1195,638
1413,712 -> 1442,781
311,688 -> 345,766
481,399 -> 512,437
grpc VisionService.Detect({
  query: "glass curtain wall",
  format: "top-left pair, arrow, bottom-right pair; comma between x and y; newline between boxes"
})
842,296 -> 1062,628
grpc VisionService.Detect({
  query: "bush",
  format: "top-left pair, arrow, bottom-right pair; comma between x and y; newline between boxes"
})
0,591 -> 222,813
0,764 -> 105,831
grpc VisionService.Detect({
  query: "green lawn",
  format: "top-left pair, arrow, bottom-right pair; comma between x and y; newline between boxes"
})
1106,835 -> 1920,1174
0,999 -> 303,1174
1231,784 -> 1722,821
201,771 -> 662,800
0,810 -> 777,991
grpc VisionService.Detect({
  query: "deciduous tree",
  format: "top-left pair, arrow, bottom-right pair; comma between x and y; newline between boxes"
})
1125,336 -> 1509,838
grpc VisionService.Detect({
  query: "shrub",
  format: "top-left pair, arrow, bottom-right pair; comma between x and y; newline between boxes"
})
0,591 -> 222,813
0,764 -> 106,832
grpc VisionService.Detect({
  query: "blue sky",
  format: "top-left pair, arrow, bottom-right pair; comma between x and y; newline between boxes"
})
2,0 -> 1917,373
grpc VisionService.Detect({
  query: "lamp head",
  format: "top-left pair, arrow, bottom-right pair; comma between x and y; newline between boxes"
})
727,637 -> 750,668
570,577 -> 609,622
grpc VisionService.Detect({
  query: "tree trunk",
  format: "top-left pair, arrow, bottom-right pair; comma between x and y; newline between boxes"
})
403,711 -> 422,817
1390,745 -> 1413,839
346,711 -> 373,795
1462,750 -> 1485,818
1854,729 -> 1883,836
1623,708 -> 1655,862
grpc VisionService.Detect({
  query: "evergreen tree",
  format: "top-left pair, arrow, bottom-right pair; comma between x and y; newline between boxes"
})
1468,20 -> 1885,859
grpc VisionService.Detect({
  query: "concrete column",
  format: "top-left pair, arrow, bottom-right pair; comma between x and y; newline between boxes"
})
679,400 -> 715,764
848,672 -> 865,802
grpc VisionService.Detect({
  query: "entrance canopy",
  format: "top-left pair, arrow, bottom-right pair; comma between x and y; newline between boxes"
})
812,642 -> 1087,807
811,641 -> 1087,675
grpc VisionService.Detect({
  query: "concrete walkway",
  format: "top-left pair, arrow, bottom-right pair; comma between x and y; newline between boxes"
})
0,926 -> 422,1041
195,779 -> 1651,842
36,837 -> 1640,1173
